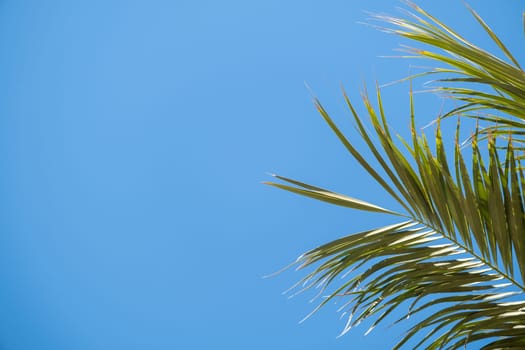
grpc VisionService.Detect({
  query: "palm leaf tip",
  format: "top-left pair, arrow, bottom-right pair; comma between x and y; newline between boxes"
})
264,176 -> 399,215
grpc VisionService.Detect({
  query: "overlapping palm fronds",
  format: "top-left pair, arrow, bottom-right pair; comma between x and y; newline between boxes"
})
267,2 -> 525,349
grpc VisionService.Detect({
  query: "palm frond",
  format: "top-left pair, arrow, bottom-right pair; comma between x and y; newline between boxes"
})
377,1 -> 525,139
267,87 -> 525,348
268,3 -> 525,349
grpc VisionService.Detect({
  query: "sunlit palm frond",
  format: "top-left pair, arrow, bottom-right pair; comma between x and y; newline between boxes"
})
266,86 -> 525,348
377,1 -> 525,139
267,3 -> 525,348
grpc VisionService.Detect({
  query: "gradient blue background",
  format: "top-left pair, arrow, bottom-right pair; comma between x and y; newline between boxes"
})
1,1 -> 523,349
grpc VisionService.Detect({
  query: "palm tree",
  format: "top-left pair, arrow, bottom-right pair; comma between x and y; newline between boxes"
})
267,2 -> 525,349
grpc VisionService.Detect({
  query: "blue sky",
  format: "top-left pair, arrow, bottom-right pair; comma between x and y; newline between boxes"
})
0,1 -> 523,349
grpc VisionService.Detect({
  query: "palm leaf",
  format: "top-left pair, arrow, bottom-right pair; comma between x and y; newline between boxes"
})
376,1 -> 525,139
267,86 -> 525,348
268,3 -> 525,349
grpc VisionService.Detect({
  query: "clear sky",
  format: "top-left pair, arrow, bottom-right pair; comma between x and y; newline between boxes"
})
0,1 -> 523,349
